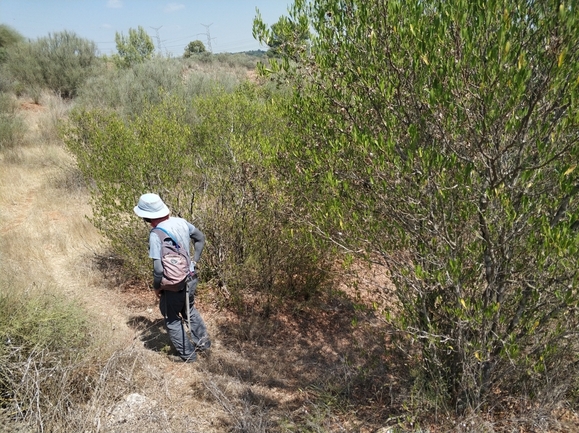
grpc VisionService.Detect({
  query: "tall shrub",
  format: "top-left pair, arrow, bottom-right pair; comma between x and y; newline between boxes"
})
0,24 -> 24,64
77,57 -> 248,119
0,92 -> 26,149
64,83 -> 331,302
254,0 -> 579,410
4,31 -> 100,99
62,96 -> 193,277
190,84 -> 331,301
77,57 -> 185,118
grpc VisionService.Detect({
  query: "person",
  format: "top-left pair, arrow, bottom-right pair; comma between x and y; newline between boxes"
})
133,193 -> 211,363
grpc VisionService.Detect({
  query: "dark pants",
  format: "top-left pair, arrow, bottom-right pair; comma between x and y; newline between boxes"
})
159,276 -> 210,361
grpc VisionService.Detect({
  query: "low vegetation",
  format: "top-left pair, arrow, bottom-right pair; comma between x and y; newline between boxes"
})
0,285 -> 89,426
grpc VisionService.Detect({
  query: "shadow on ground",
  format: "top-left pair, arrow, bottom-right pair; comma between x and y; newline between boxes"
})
127,315 -> 173,353
206,292 -> 409,426
119,277 -> 409,429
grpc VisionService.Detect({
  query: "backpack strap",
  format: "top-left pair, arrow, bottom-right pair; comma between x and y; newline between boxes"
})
152,226 -> 182,248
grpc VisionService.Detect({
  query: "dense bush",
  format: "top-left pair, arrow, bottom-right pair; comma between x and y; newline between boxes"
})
0,24 -> 24,64
189,85 -> 332,302
3,31 -> 101,99
77,57 -> 185,118
63,84 -> 332,304
255,0 -> 579,411
77,57 -> 251,120
62,95 -> 193,278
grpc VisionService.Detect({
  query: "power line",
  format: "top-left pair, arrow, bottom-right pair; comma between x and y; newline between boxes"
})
149,26 -> 163,55
200,23 -> 216,53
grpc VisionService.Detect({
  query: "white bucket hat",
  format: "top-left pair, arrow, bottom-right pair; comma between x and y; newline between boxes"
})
134,193 -> 170,219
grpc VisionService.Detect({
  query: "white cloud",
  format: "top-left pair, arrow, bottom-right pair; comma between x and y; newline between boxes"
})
102,24 -> 112,29
164,3 -> 185,13
107,0 -> 123,9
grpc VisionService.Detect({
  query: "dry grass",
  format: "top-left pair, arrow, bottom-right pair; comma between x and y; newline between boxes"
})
1,95 -> 578,433
0,96 -> 135,432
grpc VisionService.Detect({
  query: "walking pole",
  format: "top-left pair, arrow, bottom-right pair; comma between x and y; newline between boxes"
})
185,276 -> 192,340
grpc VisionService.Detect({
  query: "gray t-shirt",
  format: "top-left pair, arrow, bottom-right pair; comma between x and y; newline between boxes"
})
149,216 -> 204,272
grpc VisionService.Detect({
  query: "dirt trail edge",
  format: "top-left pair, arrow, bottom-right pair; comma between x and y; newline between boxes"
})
0,105 -> 135,345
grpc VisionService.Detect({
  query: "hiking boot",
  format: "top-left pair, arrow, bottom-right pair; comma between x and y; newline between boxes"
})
197,348 -> 211,360
167,354 -> 196,363
195,338 -> 211,352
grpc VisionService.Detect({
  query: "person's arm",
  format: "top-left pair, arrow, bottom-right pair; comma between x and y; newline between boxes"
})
153,258 -> 163,297
189,227 -> 205,264
153,258 -> 163,289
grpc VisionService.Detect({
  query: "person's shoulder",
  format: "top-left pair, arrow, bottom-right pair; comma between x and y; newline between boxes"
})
148,227 -> 161,243
165,216 -> 197,234
168,216 -> 192,226
169,215 -> 186,222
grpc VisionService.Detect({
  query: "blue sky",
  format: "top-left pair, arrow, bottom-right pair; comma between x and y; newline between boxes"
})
0,0 -> 292,55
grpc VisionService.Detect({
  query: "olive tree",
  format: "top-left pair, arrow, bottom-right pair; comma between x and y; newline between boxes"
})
183,40 -> 206,57
4,31 -> 99,98
252,12 -> 309,58
254,0 -> 579,410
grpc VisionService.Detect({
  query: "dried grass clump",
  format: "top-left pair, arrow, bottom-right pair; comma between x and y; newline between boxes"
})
0,285 -> 90,431
0,92 -> 26,151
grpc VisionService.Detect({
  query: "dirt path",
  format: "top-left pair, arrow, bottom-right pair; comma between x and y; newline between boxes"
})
0,110 -> 134,344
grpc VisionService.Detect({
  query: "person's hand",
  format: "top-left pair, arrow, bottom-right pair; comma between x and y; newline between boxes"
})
154,288 -> 162,299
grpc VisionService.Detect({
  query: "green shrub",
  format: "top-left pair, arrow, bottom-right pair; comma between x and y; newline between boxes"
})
77,57 -> 185,118
0,24 -> 25,64
76,57 -> 248,120
4,31 -> 101,99
186,84 -> 333,303
64,83 -> 332,305
255,0 -> 579,411
62,95 -> 195,279
183,40 -> 206,57
183,67 -> 245,97
112,26 -> 155,69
